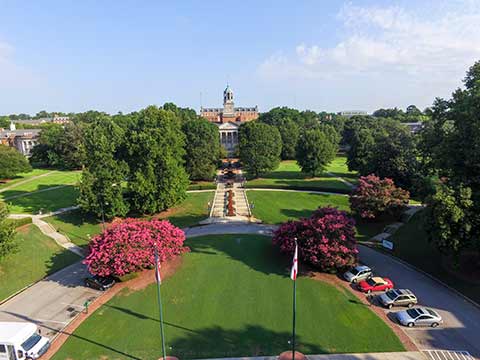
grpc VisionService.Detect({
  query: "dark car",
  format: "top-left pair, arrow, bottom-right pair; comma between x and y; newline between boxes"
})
84,275 -> 116,291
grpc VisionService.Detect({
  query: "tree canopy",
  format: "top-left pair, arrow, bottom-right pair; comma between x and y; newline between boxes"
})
0,145 -> 32,179
295,127 -> 337,177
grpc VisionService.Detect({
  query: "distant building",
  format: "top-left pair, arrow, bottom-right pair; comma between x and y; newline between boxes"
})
14,115 -> 70,126
404,122 -> 424,133
200,86 -> 259,156
338,110 -> 368,118
0,123 -> 40,156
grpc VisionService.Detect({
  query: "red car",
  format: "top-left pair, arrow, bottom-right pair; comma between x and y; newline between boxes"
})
358,276 -> 394,293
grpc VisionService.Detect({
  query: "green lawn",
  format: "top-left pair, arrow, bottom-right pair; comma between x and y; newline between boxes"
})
0,168 -> 52,190
0,224 -> 81,302
391,211 -> 480,304
44,192 -> 214,247
326,156 -> 358,184
0,170 -> 80,196
52,234 -> 403,360
246,158 -> 353,193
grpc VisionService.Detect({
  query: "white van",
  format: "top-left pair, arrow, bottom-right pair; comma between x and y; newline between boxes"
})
0,322 -> 50,359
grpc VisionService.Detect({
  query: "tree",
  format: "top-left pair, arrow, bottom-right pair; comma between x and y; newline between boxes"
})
424,184 -> 476,259
349,174 -> 410,220
182,118 -> 220,180
0,201 -> 16,259
125,106 -> 189,214
272,207 -> 358,273
0,116 -> 9,128
84,218 -> 188,277
78,115 -> 129,218
238,122 -> 282,178
295,127 -> 337,177
0,145 -> 32,179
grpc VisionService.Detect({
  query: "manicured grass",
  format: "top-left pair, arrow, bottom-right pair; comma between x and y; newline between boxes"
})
2,185 -> 79,214
326,155 -> 358,184
188,181 -> 216,191
0,170 -> 80,196
0,168 -> 53,190
155,192 -> 214,228
52,234 -> 403,360
391,211 -> 480,304
246,159 -> 353,193
0,224 -> 81,302
45,210 -> 102,248
248,190 -> 350,224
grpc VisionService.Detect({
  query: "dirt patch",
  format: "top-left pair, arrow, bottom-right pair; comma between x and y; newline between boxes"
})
42,255 -> 184,359
308,270 -> 418,351
15,224 -> 31,234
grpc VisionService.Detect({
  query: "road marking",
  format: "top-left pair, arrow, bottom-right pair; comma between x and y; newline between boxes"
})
423,350 -> 474,360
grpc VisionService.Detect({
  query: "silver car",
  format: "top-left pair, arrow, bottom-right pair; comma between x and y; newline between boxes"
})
343,265 -> 373,283
395,307 -> 443,328
378,289 -> 418,309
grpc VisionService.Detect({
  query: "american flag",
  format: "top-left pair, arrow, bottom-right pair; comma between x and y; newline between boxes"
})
290,243 -> 298,281
154,247 -> 162,285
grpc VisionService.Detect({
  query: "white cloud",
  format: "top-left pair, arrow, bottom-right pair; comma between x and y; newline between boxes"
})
258,1 -> 480,110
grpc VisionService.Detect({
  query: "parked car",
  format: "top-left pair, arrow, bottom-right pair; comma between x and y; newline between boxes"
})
395,307 -> 443,328
343,265 -> 373,283
378,289 -> 418,309
84,275 -> 116,291
358,276 -> 394,293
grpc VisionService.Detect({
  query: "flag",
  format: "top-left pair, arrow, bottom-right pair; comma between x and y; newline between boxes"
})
290,244 -> 298,281
154,247 -> 162,285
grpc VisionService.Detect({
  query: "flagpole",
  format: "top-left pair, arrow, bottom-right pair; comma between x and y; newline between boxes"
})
292,238 -> 297,360
155,246 -> 167,360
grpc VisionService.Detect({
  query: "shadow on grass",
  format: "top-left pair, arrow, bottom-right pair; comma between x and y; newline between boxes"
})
168,214 -> 208,229
187,235 -> 288,276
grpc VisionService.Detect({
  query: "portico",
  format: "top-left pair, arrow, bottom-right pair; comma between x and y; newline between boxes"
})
218,122 -> 239,156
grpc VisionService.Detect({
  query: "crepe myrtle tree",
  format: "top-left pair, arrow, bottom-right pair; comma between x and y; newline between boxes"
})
272,207 -> 358,273
84,218 -> 189,277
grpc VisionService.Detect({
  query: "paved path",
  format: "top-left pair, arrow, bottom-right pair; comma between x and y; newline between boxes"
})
0,261 -> 101,339
0,171 -> 55,193
185,223 -> 277,238
326,171 -> 355,188
359,245 -> 480,358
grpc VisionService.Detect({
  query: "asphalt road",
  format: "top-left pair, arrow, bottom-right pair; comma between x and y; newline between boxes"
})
359,245 -> 480,358
0,261 -> 101,338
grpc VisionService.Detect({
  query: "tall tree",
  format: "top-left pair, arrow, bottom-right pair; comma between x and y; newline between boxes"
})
0,145 -> 32,179
182,118 -> 220,180
125,106 -> 189,214
78,115 -> 129,218
296,127 -> 337,177
239,122 -> 282,178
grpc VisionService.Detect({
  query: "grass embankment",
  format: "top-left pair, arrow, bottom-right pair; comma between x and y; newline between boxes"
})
391,212 -> 480,304
0,170 -> 80,214
246,156 -> 356,193
0,225 -> 81,302
45,192 -> 214,247
52,234 -> 404,360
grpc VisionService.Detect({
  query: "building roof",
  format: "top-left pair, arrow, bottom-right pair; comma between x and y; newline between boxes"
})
0,129 -> 41,137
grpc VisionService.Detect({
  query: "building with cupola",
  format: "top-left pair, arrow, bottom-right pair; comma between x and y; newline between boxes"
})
200,85 -> 258,156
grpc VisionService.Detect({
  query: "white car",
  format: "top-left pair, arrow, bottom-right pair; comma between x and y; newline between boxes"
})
343,265 -> 373,283
395,307 -> 443,328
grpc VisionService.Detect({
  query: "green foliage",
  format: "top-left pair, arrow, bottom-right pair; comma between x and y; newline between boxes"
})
182,118 -> 220,180
30,122 -> 86,169
0,116 -> 9,128
424,184 -> 477,258
6,217 -> 33,229
0,201 -> 16,258
296,127 -> 337,177
373,106 -> 429,123
125,106 -> 189,214
78,115 -> 129,218
0,145 -> 32,179
239,122 -> 282,178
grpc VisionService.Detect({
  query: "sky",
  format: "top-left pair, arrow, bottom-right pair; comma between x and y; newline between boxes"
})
1,0 -> 480,115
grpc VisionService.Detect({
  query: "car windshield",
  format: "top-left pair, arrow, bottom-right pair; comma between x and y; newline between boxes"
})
426,309 -> 437,317
386,290 -> 398,300
21,333 -> 42,351
366,278 -> 377,286
406,309 -> 420,318
350,268 -> 360,275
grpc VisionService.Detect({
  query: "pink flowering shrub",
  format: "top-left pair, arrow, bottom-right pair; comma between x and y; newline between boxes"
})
349,174 -> 410,220
272,207 -> 358,273
83,218 -> 188,277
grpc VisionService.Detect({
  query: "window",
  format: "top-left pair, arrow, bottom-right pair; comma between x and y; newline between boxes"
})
0,344 -> 6,353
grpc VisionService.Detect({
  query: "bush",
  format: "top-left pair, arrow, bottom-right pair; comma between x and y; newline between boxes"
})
272,207 -> 358,273
349,174 -> 410,220
83,218 -> 188,277
0,202 -> 16,259
6,217 -> 33,229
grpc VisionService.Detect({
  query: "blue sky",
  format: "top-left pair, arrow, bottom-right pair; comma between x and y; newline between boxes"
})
1,0 -> 480,114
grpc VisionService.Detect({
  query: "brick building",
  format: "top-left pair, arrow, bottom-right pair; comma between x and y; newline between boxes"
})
200,86 -> 258,156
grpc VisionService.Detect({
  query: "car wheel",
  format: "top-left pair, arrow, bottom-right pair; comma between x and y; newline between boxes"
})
352,279 -> 357,284
367,290 -> 372,294
388,304 -> 393,309
408,303 -> 414,308
84,282 -> 90,288
431,322 -> 439,328
407,322 -> 414,328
